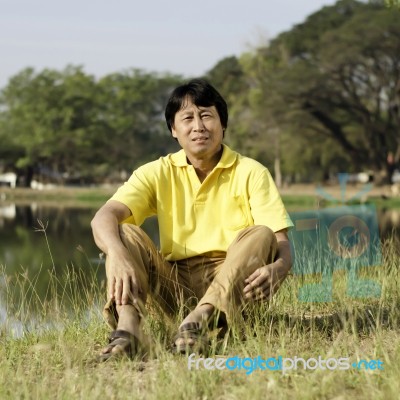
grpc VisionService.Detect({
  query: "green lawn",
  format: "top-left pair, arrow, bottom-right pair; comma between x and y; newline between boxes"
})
1,236 -> 399,399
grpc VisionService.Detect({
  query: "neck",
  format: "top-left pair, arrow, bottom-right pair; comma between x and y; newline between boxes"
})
187,146 -> 223,182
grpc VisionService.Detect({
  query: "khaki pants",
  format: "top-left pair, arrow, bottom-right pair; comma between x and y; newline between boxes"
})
103,224 -> 278,329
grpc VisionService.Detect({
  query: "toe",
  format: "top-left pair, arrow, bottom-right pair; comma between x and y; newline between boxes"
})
175,337 -> 195,347
111,343 -> 127,355
101,345 -> 112,355
100,338 -> 130,356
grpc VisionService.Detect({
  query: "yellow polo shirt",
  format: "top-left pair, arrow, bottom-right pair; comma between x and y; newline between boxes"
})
110,144 -> 293,261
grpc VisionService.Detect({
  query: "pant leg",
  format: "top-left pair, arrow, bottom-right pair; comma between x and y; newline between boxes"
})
195,225 -> 278,325
175,255 -> 226,304
103,224 -> 191,329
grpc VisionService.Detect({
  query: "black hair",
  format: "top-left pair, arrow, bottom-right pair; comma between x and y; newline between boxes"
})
165,78 -> 228,133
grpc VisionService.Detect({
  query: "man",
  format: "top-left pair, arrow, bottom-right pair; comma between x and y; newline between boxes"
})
91,79 -> 293,360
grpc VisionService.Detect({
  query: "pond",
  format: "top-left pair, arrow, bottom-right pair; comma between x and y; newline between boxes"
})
0,203 -> 160,276
0,202 -> 399,335
0,202 -> 162,336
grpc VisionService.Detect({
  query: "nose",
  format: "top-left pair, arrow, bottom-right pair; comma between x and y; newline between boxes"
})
193,115 -> 205,132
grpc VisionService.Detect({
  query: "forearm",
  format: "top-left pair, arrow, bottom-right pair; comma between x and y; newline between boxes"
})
91,201 -> 139,304
91,201 -> 131,255
274,230 -> 292,272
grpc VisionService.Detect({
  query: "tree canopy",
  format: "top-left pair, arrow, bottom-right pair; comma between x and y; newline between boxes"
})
0,67 -> 181,185
240,0 -> 400,183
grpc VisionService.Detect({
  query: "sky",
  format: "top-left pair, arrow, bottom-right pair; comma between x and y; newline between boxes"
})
0,0 -> 339,89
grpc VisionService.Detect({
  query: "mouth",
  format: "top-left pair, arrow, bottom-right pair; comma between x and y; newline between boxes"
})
192,137 -> 208,142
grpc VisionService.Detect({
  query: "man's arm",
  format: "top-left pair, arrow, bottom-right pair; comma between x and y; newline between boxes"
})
243,229 -> 292,301
91,200 -> 139,305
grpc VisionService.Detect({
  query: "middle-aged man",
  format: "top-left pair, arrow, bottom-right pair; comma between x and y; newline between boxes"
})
91,79 -> 293,361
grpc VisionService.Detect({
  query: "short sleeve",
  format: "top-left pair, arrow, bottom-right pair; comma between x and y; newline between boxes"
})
109,163 -> 157,226
249,168 -> 293,232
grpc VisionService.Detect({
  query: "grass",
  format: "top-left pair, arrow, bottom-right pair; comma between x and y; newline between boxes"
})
280,194 -> 400,210
1,232 -> 399,400
0,187 -> 399,399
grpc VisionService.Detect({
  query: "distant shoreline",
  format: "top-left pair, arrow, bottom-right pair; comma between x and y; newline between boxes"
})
1,184 -> 399,208
0,186 -> 116,207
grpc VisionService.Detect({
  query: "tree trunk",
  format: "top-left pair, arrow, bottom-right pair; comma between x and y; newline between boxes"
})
273,127 -> 282,188
274,155 -> 282,188
24,166 -> 34,188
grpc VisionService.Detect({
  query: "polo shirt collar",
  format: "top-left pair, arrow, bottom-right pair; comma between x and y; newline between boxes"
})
216,144 -> 237,168
170,144 -> 237,168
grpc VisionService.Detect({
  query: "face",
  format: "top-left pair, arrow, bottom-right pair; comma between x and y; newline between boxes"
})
171,98 -> 224,162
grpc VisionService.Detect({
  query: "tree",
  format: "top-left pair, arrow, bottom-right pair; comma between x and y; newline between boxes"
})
246,0 -> 400,183
384,0 -> 400,9
204,56 -> 255,158
0,67 -> 182,185
96,70 -> 181,175
0,66 -> 101,185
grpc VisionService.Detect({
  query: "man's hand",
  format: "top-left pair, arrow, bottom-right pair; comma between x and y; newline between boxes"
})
106,248 -> 142,305
243,229 -> 292,301
243,260 -> 290,301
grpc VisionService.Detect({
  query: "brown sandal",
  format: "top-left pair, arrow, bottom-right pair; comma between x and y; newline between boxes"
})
171,322 -> 209,355
97,329 -> 145,362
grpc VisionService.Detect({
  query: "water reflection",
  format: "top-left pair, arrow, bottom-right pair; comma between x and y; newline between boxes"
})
0,203 -> 105,333
0,203 -> 158,319
0,203 -> 101,274
1,202 -> 399,275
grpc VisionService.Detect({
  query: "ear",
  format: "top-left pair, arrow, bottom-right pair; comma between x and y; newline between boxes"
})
171,126 -> 178,138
